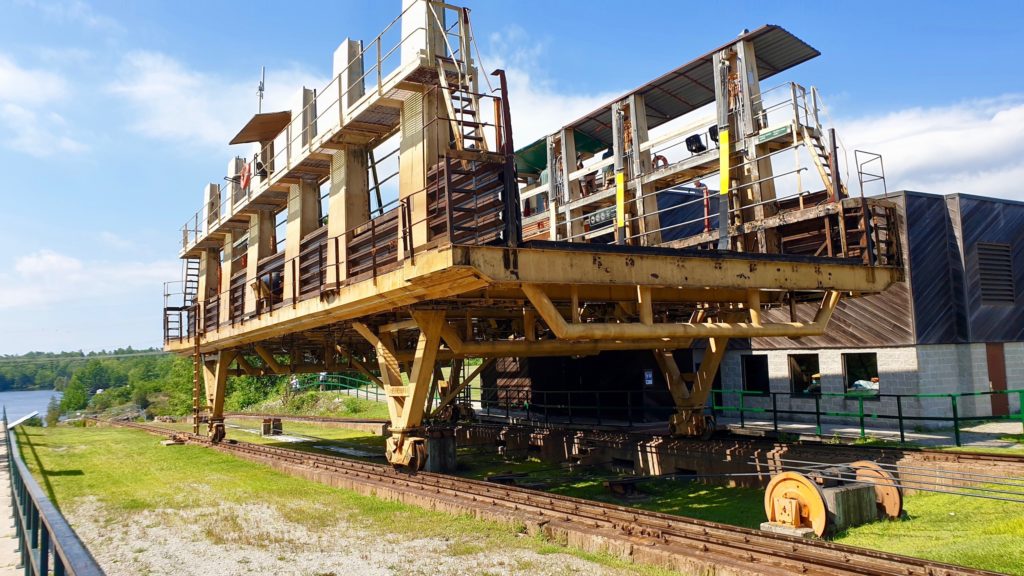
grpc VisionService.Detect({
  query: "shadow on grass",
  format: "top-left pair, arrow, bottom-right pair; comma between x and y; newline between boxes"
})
16,427 -> 60,506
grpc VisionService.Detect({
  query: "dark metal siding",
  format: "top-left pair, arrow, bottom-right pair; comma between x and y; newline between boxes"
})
955,194 -> 1024,342
907,192 -> 968,344
752,282 -> 915,349
753,193 -> 915,349
753,191 -> 1024,349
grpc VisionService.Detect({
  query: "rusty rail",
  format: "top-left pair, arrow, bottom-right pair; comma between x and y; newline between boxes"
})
101,419 -> 998,576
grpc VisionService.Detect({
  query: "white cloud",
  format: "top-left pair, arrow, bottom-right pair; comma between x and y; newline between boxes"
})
0,54 -> 67,104
98,231 -> 136,252
15,0 -> 121,31
483,26 -> 620,147
835,96 -> 1024,200
0,249 -> 178,310
0,54 -> 84,156
109,51 -> 327,148
0,103 -> 86,156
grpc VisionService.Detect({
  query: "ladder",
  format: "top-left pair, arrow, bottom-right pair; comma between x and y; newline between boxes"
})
183,257 -> 200,307
803,126 -> 847,202
436,57 -> 487,152
191,328 -> 201,435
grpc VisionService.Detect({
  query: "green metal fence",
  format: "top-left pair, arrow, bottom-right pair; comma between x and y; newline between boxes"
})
293,372 -> 384,401
5,408 -> 104,575
711,388 -> 1024,446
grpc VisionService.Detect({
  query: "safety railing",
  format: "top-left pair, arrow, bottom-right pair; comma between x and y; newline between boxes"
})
162,280 -> 195,343
169,69 -> 520,342
524,80 -> 891,260
292,373 -> 384,401
711,388 -> 1024,446
179,2 -> 474,254
298,226 -> 329,301
5,409 -> 104,575
479,387 -> 674,426
228,270 -> 246,323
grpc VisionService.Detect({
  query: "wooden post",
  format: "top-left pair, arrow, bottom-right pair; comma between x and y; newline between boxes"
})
327,147 -> 370,286
626,94 -> 661,245
243,210 -> 274,316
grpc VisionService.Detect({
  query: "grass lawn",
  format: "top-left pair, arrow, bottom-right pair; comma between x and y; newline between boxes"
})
453,450 -> 1024,573
243,391 -> 391,420
235,420 -> 387,457
117,418 -> 1024,574
835,486 -> 1024,574
455,451 -> 765,528
16,425 -> 676,576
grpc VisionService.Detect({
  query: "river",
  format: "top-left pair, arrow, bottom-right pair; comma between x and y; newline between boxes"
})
0,389 -> 61,423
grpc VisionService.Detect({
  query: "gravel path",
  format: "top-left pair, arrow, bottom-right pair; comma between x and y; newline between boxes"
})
67,497 -> 640,576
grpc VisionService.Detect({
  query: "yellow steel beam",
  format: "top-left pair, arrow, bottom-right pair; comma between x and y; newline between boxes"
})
254,345 -> 284,374
436,322 -> 704,357
460,245 -> 895,293
429,357 -> 495,416
334,344 -> 383,387
522,284 -> 842,340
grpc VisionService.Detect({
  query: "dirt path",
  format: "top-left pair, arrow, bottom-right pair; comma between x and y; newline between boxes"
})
67,497 -> 640,576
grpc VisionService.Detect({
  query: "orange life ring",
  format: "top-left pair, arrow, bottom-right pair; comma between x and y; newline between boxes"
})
240,161 -> 252,190
653,154 -> 669,169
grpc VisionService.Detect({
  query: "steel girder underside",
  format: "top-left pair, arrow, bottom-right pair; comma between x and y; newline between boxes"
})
182,243 -> 900,469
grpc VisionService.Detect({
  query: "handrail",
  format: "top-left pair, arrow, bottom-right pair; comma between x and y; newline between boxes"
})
710,388 -> 1024,446
178,3 -> 475,254
182,138 -> 515,331
5,409 -> 104,575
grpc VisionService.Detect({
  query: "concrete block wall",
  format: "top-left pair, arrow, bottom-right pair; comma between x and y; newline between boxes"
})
916,344 -> 992,421
721,342 -> 1024,430
1005,342 -> 1024,415
720,346 -> 922,427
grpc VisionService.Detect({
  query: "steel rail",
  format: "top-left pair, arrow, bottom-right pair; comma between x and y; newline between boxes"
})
100,420 -> 998,576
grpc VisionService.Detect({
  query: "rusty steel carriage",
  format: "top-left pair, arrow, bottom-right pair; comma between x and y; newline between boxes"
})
163,1 -> 902,469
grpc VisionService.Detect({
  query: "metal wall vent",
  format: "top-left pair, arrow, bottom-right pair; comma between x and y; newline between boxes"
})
977,242 -> 1015,305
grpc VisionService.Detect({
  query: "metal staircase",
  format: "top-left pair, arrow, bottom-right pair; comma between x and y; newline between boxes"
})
183,257 -> 200,306
803,126 -> 846,202
436,57 -> 487,152
426,51 -> 518,247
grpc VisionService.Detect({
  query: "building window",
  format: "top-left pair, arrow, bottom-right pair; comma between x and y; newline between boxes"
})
788,354 -> 820,397
741,355 -> 770,395
977,242 -> 1015,305
843,352 -> 879,399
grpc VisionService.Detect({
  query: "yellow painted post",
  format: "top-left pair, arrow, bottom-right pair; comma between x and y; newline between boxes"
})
716,128 -> 730,250
615,172 -> 625,243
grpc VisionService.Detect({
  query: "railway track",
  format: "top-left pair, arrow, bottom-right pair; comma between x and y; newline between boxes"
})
101,418 -> 999,576
222,412 -> 388,425
218,413 -> 1024,469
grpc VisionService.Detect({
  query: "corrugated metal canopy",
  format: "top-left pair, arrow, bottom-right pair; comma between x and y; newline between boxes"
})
515,25 -> 819,168
230,111 -> 292,145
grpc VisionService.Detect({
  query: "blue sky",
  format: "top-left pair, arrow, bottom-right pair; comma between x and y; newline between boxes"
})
0,0 -> 1022,354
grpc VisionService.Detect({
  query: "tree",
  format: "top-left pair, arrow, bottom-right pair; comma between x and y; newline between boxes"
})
44,396 -> 61,427
60,380 -> 89,413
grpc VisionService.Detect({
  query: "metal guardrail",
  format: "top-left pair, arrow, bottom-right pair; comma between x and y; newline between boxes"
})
473,386 -> 1024,447
293,373 -> 384,402
4,408 -> 104,575
711,388 -> 1024,446
479,388 -> 672,426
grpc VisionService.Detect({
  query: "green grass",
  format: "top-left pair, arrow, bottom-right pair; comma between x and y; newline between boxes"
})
243,391 -> 390,420
835,486 -> 1024,574
236,420 -> 387,456
455,451 -> 765,528
16,425 -> 677,576
108,417 -> 1024,573
452,448 -> 1024,573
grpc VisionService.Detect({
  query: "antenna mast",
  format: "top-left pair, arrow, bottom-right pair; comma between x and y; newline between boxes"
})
257,66 -> 266,113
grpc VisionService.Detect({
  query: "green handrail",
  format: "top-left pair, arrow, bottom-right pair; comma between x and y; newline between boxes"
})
709,388 -> 1024,446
